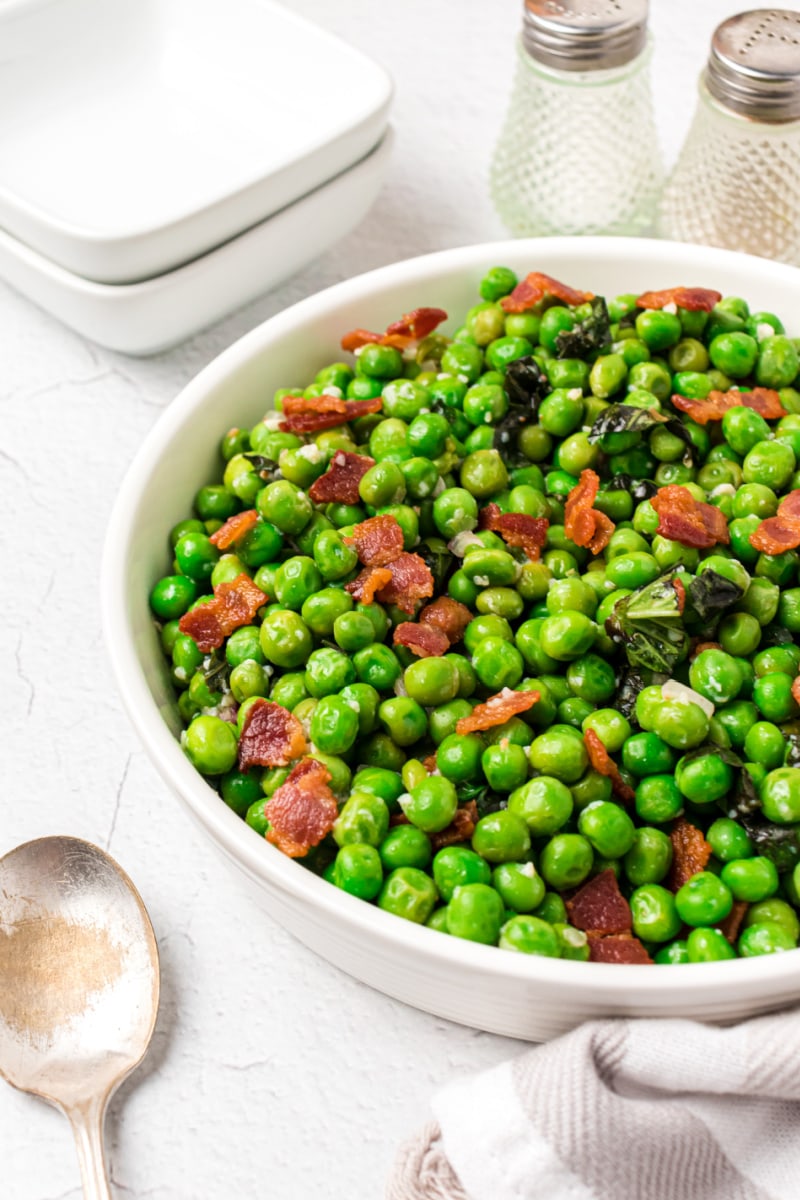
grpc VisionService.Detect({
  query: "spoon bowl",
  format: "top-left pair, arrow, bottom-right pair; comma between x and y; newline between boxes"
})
0,836 -> 160,1198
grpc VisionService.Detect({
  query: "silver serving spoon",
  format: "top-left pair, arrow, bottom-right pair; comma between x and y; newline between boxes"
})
0,836 -> 160,1199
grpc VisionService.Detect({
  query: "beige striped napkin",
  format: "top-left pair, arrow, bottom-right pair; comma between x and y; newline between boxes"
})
388,1010 -> 800,1200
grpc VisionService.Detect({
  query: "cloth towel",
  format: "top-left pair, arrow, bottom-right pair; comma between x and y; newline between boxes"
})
387,1008 -> 800,1200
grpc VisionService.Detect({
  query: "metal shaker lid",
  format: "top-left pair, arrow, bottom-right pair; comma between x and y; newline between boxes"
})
522,0 -> 649,72
707,10 -> 800,121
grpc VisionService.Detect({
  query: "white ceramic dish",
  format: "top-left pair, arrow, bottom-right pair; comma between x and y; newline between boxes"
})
0,130 -> 392,355
102,237 -> 800,1040
0,0 -> 392,283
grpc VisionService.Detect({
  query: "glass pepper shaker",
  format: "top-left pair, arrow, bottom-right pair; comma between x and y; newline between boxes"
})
490,0 -> 663,238
658,9 -> 800,265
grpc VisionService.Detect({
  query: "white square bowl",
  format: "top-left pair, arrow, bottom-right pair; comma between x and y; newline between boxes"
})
0,128 -> 393,354
0,0 -> 392,283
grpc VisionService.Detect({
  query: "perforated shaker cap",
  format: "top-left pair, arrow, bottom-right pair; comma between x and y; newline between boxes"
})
522,0 -> 649,72
707,10 -> 800,121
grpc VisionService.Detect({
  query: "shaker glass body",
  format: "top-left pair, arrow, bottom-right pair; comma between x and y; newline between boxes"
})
658,77 -> 800,266
491,38 -> 663,238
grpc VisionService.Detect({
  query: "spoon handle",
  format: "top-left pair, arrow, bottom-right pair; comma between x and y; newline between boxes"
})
68,1097 -> 112,1200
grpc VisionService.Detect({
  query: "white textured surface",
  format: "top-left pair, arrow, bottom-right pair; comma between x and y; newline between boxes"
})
0,2 -> 756,1196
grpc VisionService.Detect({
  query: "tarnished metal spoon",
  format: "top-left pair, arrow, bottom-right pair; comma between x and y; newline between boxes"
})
0,836 -> 160,1199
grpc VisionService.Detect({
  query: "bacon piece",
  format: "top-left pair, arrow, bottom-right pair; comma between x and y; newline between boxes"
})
718,900 -> 749,944
674,577 -> 686,616
583,730 -> 636,805
567,870 -> 632,936
393,622 -> 449,658
209,509 -> 258,549
308,450 -> 375,505
279,397 -> 382,434
586,510 -> 615,556
749,489 -> 800,554
672,386 -> 786,426
345,566 -> 393,605
282,394 -> 346,417
341,328 -> 382,353
749,517 -> 800,554
238,699 -> 307,772
636,286 -> 722,312
455,688 -> 540,735
340,307 -> 448,352
422,752 -> 438,774
589,935 -> 653,964
343,514 -> 405,567
265,758 -> 338,858
374,552 -> 435,614
564,470 -> 615,555
418,597 -> 473,646
691,639 -> 723,659
651,485 -> 730,549
479,503 -> 549,562
501,272 -> 594,314
382,307 -> 448,349
178,573 -> 267,651
668,817 -> 711,891
793,675 -> 800,708
429,801 -> 479,851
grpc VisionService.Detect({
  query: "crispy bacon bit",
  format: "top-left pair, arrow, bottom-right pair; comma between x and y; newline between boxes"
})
500,272 -> 594,314
308,450 -> 375,505
178,573 -> 267,651
718,901 -> 749,944
479,503 -> 549,562
423,752 -> 438,774
792,675 -> 800,708
589,935 -> 653,964
418,596 -> 473,646
343,514 -> 405,566
455,688 -> 540,735
237,699 -> 307,772
282,394 -> 346,417
345,566 -> 393,605
636,286 -> 722,312
564,470 -> 615,555
672,386 -> 786,426
651,485 -> 730,549
382,307 -> 449,349
393,622 -> 449,658
749,517 -> 800,554
265,758 -> 338,858
750,488 -> 800,554
340,307 -> 448,352
674,576 -> 686,616
429,801 -> 479,851
209,509 -> 258,549
691,639 -> 723,659
668,817 -> 712,891
374,552 -> 435,614
279,397 -> 382,434
340,328 -> 382,352
583,730 -> 636,804
567,870 -> 632,936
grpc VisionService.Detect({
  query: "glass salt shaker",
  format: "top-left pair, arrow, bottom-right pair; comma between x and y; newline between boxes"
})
658,9 -> 800,265
490,0 -> 663,238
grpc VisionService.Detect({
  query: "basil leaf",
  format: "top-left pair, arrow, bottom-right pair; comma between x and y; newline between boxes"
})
589,404 -> 669,442
456,782 -> 506,819
606,573 -> 689,673
554,296 -> 611,359
415,537 -> 453,594
740,815 -> 800,874
243,454 -> 282,482
687,570 -> 745,623
494,356 -> 550,460
614,669 -> 646,721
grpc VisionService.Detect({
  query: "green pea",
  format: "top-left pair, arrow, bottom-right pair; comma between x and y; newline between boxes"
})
687,928 -> 737,962
508,775 -> 574,835
432,847 -> 492,902
578,801 -> 636,858
333,791 -> 389,848
434,733 -> 482,783
401,776 -> 458,833
333,844 -> 383,900
378,868 -> 438,924
624,827 -> 673,886
499,915 -> 561,957
760,768 -> 800,824
635,775 -> 683,824
184,715 -> 238,775
755,335 -> 799,389
353,643 -> 402,692
675,753 -> 734,805
630,884 -> 682,943
492,862 -> 546,913
379,825 -> 433,872
539,834 -> 594,890
738,921 -> 797,956
447,883 -> 505,944
675,872 -> 733,927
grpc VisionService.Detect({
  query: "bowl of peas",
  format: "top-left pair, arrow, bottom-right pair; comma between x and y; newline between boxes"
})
103,236 -> 800,1040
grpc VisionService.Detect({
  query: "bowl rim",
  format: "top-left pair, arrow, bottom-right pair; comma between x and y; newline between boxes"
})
101,235 -> 800,997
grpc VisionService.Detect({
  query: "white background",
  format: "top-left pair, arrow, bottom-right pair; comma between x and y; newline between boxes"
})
0,1 -> 776,1197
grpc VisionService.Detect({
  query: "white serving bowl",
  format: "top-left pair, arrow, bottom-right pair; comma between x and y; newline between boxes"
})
103,237 -> 800,1041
